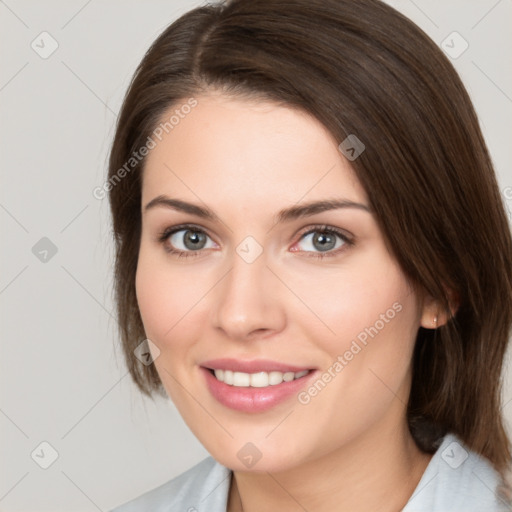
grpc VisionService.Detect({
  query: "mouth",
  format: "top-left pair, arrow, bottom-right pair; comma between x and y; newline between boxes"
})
204,368 -> 312,387
199,358 -> 319,413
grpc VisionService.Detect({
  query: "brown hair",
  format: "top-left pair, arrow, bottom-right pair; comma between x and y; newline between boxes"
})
107,0 -> 512,476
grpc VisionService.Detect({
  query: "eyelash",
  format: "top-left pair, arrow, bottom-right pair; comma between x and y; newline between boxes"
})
157,223 -> 354,260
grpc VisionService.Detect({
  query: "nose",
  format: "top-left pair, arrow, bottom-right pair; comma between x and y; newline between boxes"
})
211,247 -> 286,342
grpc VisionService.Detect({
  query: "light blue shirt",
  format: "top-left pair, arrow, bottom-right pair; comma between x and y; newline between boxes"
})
110,432 -> 512,511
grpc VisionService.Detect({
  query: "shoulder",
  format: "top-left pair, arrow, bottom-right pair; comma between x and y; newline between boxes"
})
108,456 -> 232,512
404,432 -> 512,512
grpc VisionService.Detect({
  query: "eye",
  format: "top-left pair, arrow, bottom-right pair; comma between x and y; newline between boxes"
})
292,225 -> 353,259
157,223 -> 353,260
158,224 -> 216,258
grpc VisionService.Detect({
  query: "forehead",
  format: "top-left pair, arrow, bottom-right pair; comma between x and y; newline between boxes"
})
141,93 -> 368,210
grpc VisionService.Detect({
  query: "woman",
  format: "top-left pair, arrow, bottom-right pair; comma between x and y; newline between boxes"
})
107,0 -> 512,510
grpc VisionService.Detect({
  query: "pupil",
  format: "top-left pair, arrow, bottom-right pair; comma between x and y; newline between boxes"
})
184,230 -> 206,250
314,232 -> 335,251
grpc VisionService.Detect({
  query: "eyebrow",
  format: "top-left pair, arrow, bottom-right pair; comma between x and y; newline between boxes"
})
143,195 -> 372,224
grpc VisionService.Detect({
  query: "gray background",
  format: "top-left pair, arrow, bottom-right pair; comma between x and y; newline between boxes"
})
1,1 -> 511,510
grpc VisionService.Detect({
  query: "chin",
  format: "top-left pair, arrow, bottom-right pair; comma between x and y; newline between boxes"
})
203,439 -> 307,474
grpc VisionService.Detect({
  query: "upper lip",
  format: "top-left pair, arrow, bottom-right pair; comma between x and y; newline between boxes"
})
200,358 -> 315,373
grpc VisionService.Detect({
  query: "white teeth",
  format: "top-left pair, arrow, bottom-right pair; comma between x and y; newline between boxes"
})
212,368 -> 310,387
233,372 -> 250,387
268,371 -> 284,385
283,372 -> 295,382
224,370 -> 233,385
249,372 -> 269,387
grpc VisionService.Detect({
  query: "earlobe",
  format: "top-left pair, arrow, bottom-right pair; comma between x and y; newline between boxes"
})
420,287 -> 459,329
420,308 -> 441,330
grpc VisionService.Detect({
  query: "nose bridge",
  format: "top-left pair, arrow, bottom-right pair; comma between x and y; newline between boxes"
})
211,242 -> 285,339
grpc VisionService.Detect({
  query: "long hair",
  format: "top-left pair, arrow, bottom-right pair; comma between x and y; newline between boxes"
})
107,0 -> 512,477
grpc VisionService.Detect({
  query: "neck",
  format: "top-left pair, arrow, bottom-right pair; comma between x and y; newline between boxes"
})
227,414 -> 433,512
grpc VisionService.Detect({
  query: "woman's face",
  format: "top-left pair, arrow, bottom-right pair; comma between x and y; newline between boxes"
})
136,92 -> 426,472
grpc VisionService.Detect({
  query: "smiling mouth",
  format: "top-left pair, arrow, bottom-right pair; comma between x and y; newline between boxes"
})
206,368 -> 312,387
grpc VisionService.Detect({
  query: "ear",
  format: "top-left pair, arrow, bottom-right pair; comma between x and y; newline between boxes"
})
419,287 -> 459,329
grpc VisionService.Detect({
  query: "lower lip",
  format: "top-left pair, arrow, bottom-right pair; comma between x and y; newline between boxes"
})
200,367 -> 317,413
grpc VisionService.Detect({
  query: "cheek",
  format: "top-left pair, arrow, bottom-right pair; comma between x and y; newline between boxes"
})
135,260 -> 171,340
135,250 -> 206,404
326,266 -> 418,403
288,252 -> 417,356
135,248 -> 212,355
294,253 -> 420,411
291,262 -> 419,446
135,248 -> 179,343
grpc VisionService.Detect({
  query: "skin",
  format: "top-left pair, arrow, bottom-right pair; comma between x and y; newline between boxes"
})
135,91 -> 445,512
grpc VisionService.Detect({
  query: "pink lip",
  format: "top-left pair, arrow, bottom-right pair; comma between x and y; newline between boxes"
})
200,358 -> 314,373
200,365 -> 318,413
